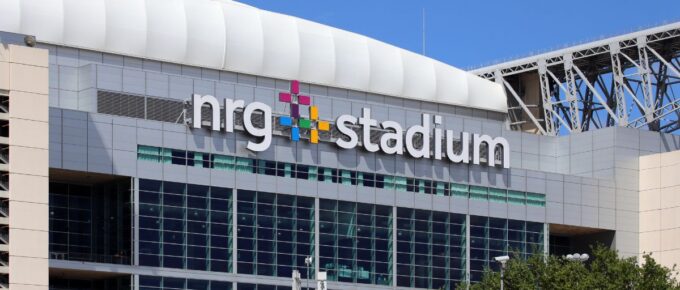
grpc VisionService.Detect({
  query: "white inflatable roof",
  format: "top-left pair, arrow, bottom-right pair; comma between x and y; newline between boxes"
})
0,0 -> 507,112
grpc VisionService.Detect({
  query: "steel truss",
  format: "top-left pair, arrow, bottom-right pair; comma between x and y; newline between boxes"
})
472,22 -> 680,135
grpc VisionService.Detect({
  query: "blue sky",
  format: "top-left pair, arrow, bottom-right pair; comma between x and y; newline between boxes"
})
238,0 -> 680,70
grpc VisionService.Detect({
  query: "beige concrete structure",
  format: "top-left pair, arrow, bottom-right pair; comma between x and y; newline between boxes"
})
639,150 -> 680,269
1,43 -> 49,289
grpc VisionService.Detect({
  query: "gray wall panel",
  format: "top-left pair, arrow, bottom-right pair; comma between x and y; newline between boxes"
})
112,149 -> 137,176
163,163 -> 187,183
468,200 -> 489,217
87,147 -> 113,174
88,121 -> 113,149
62,144 -> 87,171
526,206 -> 546,223
97,65 -> 123,92
123,69 -> 146,95
187,166 -> 211,186
546,202 -> 563,224
335,184 -> 357,202
563,204 -> 582,226
488,202 -> 508,219
374,189 -> 395,207
356,186 -> 376,204
563,182 -> 581,205
413,194 -> 432,210
581,206 -> 598,228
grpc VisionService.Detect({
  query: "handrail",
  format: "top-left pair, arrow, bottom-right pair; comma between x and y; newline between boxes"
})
49,252 -> 131,265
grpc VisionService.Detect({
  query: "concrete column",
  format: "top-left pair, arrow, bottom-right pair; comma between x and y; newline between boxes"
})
4,43 -> 50,290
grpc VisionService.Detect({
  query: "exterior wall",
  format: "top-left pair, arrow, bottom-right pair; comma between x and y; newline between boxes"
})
25,41 -> 680,287
639,150 -> 680,268
1,43 -> 50,289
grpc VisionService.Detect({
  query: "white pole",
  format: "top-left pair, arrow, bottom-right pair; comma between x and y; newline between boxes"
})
422,8 -> 426,55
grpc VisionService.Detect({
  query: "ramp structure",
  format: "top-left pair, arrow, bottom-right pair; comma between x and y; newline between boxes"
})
473,22 -> 680,135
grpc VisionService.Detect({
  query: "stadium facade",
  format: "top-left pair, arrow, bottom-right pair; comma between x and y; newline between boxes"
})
0,0 -> 679,289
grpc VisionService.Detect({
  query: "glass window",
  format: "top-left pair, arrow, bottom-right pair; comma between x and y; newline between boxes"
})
138,180 -> 233,273
213,154 -> 235,171
237,191 -> 314,279
507,191 -> 526,205
488,188 -> 507,203
469,186 -> 488,200
320,199 -> 392,286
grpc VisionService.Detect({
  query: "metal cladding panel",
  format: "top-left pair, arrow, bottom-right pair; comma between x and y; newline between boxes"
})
0,0 -> 507,113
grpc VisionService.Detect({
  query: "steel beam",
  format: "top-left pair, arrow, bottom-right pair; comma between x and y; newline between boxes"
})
609,42 -> 629,126
537,60 -> 557,135
495,70 -> 548,135
473,22 -> 680,135
637,36 -> 656,123
562,54 -> 582,132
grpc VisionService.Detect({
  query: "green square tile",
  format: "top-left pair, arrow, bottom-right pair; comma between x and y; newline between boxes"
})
298,118 -> 311,129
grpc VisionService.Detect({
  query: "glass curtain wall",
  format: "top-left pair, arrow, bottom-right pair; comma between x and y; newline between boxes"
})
138,179 -> 233,272
236,190 -> 315,279
139,276 -> 232,290
396,208 -> 466,289
469,216 -> 544,281
318,199 -> 392,286
49,179 -> 131,264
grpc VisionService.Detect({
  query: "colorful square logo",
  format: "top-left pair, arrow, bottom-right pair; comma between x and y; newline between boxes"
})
278,80 -> 330,143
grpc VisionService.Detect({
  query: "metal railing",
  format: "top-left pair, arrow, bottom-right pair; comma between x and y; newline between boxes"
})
50,252 -> 131,265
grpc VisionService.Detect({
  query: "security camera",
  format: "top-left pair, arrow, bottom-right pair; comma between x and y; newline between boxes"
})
494,255 -> 510,262
24,35 -> 36,47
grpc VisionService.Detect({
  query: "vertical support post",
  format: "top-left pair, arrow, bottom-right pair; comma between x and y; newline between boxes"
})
543,223 -> 549,257
314,198 -> 320,282
392,206 -> 397,289
609,42 -> 629,126
232,189 -> 238,274
465,214 -> 471,287
538,60 -> 557,135
563,54 -> 582,132
637,36 -> 655,123
133,177 -> 139,266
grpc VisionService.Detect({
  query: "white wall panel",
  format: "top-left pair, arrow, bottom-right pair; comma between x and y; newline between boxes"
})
20,0 -> 64,43
223,2 -> 264,74
434,61 -> 468,105
401,49 -> 437,101
105,0 -> 147,56
63,0 -> 106,50
297,20 -> 335,84
184,0 -> 226,68
467,73 -> 506,110
0,0 -> 21,33
332,29 -> 370,90
261,11 -> 300,78
368,39 -> 403,96
145,0 -> 187,62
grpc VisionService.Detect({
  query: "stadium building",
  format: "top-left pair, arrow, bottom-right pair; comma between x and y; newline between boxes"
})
0,0 -> 679,289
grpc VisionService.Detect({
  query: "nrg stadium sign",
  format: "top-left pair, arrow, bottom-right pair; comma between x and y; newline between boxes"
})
189,81 -> 510,169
